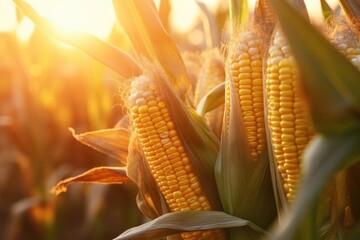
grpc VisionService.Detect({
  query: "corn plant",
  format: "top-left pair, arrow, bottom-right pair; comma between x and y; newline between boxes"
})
13,0 -> 360,239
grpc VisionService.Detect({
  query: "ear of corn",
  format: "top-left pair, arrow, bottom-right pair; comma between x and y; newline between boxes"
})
265,28 -> 314,203
254,0 -> 276,26
129,65 -> 225,240
329,23 -> 360,232
215,20 -> 277,230
226,29 -> 267,161
330,26 -> 360,69
181,51 -> 202,99
194,48 -> 225,138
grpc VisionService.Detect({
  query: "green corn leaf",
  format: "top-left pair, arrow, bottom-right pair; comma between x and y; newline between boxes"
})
112,0 -> 191,98
13,0 -> 141,79
114,210 -> 267,240
270,131 -> 360,239
196,82 -> 225,118
269,0 -> 360,135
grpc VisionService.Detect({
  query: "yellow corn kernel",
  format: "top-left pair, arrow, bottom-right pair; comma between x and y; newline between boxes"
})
130,74 -> 224,240
226,29 -> 267,161
265,30 -> 313,202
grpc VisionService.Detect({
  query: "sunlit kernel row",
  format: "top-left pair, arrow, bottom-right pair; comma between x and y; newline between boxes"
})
130,75 -> 224,240
266,31 -> 313,202
227,30 -> 266,161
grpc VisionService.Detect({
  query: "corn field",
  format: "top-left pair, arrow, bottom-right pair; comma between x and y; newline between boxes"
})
1,0 -> 360,239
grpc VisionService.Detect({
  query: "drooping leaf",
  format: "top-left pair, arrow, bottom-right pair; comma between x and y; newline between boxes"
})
269,0 -> 360,135
112,0 -> 191,98
13,0 -> 141,79
69,127 -> 130,165
51,167 -> 130,195
196,82 -> 225,118
270,131 -> 360,239
114,210 -> 267,240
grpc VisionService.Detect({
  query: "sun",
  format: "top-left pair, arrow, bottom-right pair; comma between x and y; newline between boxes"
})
21,0 -> 115,39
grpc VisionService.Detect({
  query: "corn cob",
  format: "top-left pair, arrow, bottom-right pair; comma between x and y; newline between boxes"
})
182,51 -> 202,101
194,48 -> 225,138
265,29 -> 313,202
226,29 -> 267,161
329,24 -> 360,231
129,72 -> 224,240
330,26 -> 360,69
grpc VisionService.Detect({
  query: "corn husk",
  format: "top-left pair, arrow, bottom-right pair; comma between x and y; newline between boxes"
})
268,0 -> 360,239
112,0 -> 191,99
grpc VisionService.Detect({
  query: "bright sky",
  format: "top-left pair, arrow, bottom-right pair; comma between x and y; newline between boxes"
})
0,0 -> 340,39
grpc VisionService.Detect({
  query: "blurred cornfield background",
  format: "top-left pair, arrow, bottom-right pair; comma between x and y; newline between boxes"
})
0,8 -> 139,240
0,0 -> 228,239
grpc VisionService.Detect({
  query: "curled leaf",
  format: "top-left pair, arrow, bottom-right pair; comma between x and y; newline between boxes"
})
196,82 -> 225,117
69,127 -> 130,165
51,167 -> 130,195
